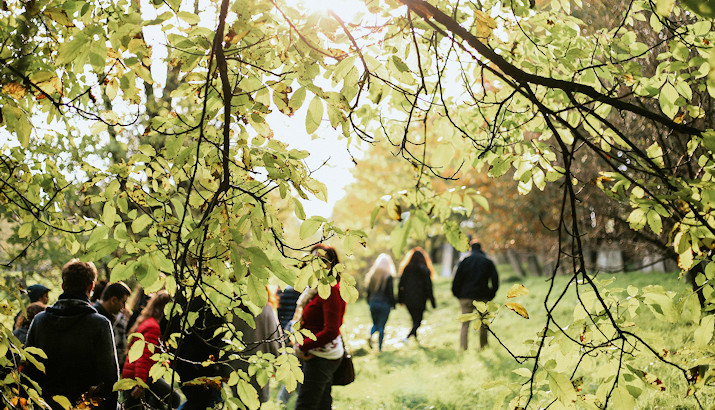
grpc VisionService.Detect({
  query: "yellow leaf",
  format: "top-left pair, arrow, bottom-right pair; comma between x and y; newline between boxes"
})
2,83 -> 26,99
506,284 -> 530,298
474,10 -> 497,39
52,396 -> 72,410
678,248 -> 694,270
505,302 -> 529,319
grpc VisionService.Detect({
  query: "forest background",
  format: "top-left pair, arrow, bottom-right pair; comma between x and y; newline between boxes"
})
1,0 -> 715,408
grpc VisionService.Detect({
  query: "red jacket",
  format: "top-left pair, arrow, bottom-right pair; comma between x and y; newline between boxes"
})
122,317 -> 161,382
298,283 -> 346,352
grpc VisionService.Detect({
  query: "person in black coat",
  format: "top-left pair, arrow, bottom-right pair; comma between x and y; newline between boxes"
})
397,247 -> 436,342
25,260 -> 119,410
452,240 -> 499,350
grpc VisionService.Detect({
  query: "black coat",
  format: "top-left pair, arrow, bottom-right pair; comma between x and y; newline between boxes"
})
398,264 -> 436,310
452,250 -> 499,301
25,292 -> 119,410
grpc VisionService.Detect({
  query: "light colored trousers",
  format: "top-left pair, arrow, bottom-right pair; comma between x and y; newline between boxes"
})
459,298 -> 488,350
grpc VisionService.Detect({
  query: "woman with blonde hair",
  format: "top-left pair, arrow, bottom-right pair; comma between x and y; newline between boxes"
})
397,247 -> 436,342
122,291 -> 180,409
364,253 -> 396,351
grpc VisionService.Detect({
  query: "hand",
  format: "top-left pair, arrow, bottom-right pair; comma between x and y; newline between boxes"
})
130,386 -> 144,399
294,348 -> 314,361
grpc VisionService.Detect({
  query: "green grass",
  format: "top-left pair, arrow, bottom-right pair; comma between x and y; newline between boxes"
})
316,268 -> 715,409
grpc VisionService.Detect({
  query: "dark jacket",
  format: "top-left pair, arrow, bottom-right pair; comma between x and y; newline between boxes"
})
25,292 -> 119,410
92,301 -> 114,323
276,286 -> 300,330
398,264 -> 436,310
452,249 -> 499,301
367,275 -> 396,307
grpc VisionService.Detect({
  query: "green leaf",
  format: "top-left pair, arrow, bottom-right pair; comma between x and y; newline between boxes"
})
128,339 -> 145,363
391,55 -> 410,73
235,379 -> 260,410
103,202 -> 117,227
131,214 -> 153,233
694,315 -> 714,347
56,32 -> 91,65
655,0 -> 675,16
292,198 -> 306,220
659,82 -> 679,119
646,210 -> 662,235
305,97 -> 323,134
547,370 -> 577,404
247,275 -> 268,307
299,217 -> 324,240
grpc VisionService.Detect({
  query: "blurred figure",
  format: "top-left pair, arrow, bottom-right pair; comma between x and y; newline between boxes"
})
452,240 -> 499,350
231,287 -> 283,403
397,247 -> 436,342
25,259 -> 119,409
12,302 -> 46,345
90,280 -> 108,303
14,283 -> 50,330
276,285 -> 301,404
294,244 -> 347,410
122,291 -> 180,409
364,253 -> 396,351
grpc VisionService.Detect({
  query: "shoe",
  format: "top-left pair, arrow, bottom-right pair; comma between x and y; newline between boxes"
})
367,336 -> 373,349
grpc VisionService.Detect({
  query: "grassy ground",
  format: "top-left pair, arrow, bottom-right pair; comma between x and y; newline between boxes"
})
290,267 -> 713,409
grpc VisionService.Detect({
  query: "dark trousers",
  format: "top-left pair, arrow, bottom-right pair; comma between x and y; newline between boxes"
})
369,301 -> 391,350
406,305 -> 424,339
295,356 -> 343,410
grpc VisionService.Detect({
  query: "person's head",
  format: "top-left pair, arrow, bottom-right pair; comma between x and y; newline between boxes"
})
470,239 -> 482,252
24,302 -> 46,325
365,253 -> 396,293
311,244 -> 339,269
15,301 -> 47,330
91,279 -> 108,302
27,284 -> 50,304
100,282 -> 132,315
129,290 -> 171,335
61,259 -> 98,296
399,247 -> 436,278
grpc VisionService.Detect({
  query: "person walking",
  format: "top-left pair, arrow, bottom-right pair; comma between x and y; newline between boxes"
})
294,244 -> 347,410
364,253 -> 396,351
397,247 -> 436,342
452,240 -> 499,350
24,259 -> 119,410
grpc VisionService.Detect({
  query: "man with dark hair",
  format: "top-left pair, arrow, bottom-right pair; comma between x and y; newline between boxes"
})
93,282 -> 132,367
93,282 -> 131,322
25,259 -> 119,410
452,240 -> 499,350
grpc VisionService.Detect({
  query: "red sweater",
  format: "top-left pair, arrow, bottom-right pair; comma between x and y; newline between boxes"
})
122,317 -> 161,382
298,283 -> 346,352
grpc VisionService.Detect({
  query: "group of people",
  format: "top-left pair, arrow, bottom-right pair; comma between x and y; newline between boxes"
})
9,239 -> 498,410
15,260 -> 181,410
364,240 -> 500,352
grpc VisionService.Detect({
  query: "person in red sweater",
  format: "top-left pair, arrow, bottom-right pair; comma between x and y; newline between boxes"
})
122,291 -> 180,409
294,244 -> 347,410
